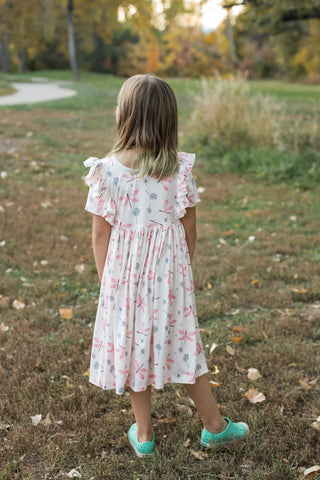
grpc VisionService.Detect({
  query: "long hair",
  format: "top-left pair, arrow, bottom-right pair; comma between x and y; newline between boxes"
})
113,74 -> 178,180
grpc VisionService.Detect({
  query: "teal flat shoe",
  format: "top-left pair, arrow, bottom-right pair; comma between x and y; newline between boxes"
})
201,417 -> 249,448
128,423 -> 155,458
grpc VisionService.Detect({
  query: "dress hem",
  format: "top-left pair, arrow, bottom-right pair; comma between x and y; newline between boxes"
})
89,367 -> 209,395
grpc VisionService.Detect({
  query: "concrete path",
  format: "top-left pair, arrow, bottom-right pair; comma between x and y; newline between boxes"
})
0,82 -> 77,106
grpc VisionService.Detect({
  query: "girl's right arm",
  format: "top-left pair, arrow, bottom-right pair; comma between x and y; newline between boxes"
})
92,214 -> 112,282
180,206 -> 197,263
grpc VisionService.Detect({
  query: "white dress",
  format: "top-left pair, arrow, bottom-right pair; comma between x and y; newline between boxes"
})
84,151 -> 209,394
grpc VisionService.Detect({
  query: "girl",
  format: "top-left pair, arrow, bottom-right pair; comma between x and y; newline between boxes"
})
83,74 -> 249,458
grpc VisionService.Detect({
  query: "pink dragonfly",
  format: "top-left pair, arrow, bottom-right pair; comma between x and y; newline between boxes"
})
168,289 -> 176,306
179,263 -> 187,278
168,314 -> 177,327
107,249 -> 114,263
126,323 -> 133,338
184,306 -> 194,317
124,172 -> 136,183
196,342 -> 203,355
93,336 -> 103,350
186,372 -> 196,382
179,234 -> 187,248
166,356 -> 174,370
107,342 -> 114,353
186,280 -> 194,293
178,330 -> 196,342
118,369 -> 129,376
151,309 -> 158,321
149,373 -> 157,380
164,270 -> 173,284
116,254 -> 123,266
160,199 -> 173,214
116,345 -> 126,360
119,189 -> 139,207
136,294 -> 146,313
137,321 -> 150,336
135,360 -> 148,379
159,178 -> 172,190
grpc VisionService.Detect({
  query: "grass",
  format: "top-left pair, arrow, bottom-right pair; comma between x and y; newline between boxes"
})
0,71 -> 320,480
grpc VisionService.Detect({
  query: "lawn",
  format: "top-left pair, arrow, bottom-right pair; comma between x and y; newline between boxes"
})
0,71 -> 319,480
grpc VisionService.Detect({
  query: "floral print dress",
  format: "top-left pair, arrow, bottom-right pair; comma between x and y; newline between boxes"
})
84,151 -> 209,394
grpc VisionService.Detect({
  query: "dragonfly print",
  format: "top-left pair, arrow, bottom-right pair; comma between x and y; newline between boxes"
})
119,189 -> 139,207
159,177 -> 172,191
136,294 -> 147,313
137,321 -> 150,336
93,336 -> 104,351
168,289 -> 176,306
135,360 -> 148,379
159,199 -> 173,214
178,330 -> 196,343
183,305 -> 194,317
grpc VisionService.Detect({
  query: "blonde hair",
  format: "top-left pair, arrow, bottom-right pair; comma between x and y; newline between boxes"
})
113,74 -> 178,180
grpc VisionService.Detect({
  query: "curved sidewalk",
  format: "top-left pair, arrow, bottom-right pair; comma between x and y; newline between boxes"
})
0,82 -> 77,106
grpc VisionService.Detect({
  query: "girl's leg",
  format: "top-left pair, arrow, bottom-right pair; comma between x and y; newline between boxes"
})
128,386 -> 154,442
184,374 -> 227,433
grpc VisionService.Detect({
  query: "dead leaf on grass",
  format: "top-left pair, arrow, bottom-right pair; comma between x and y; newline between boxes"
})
0,323 -> 9,333
177,404 -> 193,416
59,307 -> 73,320
13,299 -> 25,310
207,282 -> 212,289
184,438 -> 191,447
292,288 -> 308,295
248,368 -> 262,381
211,365 -> 219,375
231,336 -> 243,343
232,324 -> 249,334
30,414 -> 42,426
299,379 -> 312,391
210,342 -> 219,354
303,465 -> 320,478
311,416 -> 320,431
190,449 -> 209,460
43,413 -> 51,427
75,264 -> 85,274
0,295 -> 10,309
243,385 -> 266,404
82,370 -> 89,377
66,469 -> 82,478
209,381 -> 221,387
226,345 -> 235,356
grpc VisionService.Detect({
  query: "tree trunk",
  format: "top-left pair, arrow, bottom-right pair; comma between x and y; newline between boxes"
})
0,32 -> 10,73
226,10 -> 238,64
19,47 -> 26,73
66,0 -> 79,80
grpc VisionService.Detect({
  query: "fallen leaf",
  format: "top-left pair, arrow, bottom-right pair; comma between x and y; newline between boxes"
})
13,299 -> 25,310
190,449 -> 209,460
34,357 -> 40,368
59,307 -> 73,320
184,438 -> 191,447
0,323 -> 9,333
197,186 -> 205,194
43,413 -> 51,427
248,368 -> 262,381
232,324 -> 249,334
243,385 -> 266,404
211,365 -> 219,375
311,416 -> 320,431
0,295 -> 10,309
66,469 -> 82,478
248,235 -> 255,242
207,282 -> 212,289
75,264 -> 85,274
231,336 -> 243,343
82,370 -> 89,377
292,288 -> 308,295
31,414 -> 42,426
226,345 -> 235,356
177,404 -> 193,416
40,260 -> 49,266
304,465 -> 320,478
299,379 -> 312,391
222,229 -> 234,236
209,381 -> 221,387
250,279 -> 260,286
210,343 -> 219,354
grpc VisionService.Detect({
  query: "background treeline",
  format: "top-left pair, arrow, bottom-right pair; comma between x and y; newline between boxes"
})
1,0 -> 320,81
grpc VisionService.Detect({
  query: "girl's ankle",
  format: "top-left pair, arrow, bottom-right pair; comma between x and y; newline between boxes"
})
204,417 -> 228,434
137,426 -> 154,443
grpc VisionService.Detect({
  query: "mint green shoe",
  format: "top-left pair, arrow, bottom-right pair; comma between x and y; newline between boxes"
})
200,417 -> 249,448
128,423 -> 155,458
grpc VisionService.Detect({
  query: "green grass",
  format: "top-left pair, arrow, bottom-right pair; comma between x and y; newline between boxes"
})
0,71 -> 319,480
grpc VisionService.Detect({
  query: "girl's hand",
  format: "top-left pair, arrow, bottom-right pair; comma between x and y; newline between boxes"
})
92,214 -> 112,282
180,207 -> 197,263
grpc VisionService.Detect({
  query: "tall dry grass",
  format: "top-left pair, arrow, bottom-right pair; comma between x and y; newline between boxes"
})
190,76 -> 320,155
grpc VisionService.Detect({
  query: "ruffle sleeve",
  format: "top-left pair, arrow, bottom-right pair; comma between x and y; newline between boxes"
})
175,152 -> 201,219
83,156 -> 116,225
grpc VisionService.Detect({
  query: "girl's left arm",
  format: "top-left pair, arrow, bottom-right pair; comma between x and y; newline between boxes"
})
92,214 -> 112,282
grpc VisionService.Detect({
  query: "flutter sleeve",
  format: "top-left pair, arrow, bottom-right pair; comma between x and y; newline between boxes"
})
83,156 -> 116,225
175,152 -> 201,219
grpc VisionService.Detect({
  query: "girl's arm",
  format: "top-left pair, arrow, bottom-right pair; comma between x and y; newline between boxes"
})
92,214 -> 112,282
180,206 -> 197,263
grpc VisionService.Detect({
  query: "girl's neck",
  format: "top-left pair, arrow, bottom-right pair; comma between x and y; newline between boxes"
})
115,149 -> 140,168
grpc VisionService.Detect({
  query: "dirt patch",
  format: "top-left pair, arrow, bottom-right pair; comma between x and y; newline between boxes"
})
0,135 -> 29,154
